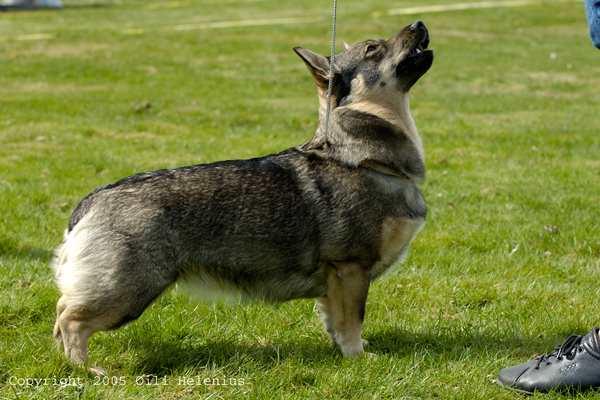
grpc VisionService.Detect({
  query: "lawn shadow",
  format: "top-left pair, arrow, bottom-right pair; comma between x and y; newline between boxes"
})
124,324 -> 595,375
366,324 -> 593,362
0,236 -> 53,262
130,338 -> 337,375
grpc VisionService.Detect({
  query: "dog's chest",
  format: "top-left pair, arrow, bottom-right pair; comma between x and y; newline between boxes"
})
371,217 -> 425,279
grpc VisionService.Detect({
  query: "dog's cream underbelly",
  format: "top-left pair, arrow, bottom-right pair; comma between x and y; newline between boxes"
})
370,217 -> 425,279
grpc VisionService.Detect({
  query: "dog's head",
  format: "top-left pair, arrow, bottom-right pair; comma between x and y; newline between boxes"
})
294,21 -> 433,108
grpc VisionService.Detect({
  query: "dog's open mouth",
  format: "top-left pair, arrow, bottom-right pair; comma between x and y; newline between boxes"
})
397,37 -> 432,73
408,43 -> 427,59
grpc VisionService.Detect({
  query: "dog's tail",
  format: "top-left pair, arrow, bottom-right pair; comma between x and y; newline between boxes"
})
50,229 -> 69,278
50,208 -> 110,305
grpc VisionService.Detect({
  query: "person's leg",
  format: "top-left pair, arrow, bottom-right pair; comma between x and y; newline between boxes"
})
585,0 -> 600,49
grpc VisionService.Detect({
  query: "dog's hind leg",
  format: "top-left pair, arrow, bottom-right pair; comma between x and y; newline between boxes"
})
322,261 -> 371,357
54,301 -> 115,376
54,268 -> 172,376
54,282 -> 170,376
53,296 -> 67,349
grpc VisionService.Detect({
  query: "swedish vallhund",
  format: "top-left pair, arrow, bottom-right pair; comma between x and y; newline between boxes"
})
52,20 -> 434,375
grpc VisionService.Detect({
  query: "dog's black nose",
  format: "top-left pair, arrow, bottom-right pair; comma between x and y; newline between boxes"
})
410,20 -> 425,31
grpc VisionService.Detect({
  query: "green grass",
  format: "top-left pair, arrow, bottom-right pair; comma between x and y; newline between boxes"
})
1,0 -> 599,398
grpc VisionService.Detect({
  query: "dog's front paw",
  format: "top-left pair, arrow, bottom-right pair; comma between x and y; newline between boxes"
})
341,341 -> 367,358
343,349 -> 378,360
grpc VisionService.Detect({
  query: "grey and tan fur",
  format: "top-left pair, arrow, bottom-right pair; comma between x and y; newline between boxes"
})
52,21 -> 434,375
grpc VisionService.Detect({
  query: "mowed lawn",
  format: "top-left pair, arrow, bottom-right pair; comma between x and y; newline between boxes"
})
1,0 -> 599,398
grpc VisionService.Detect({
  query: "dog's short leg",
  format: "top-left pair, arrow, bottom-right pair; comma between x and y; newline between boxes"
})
317,296 -> 370,349
54,299 -> 115,376
316,297 -> 336,344
324,261 -> 370,357
53,296 -> 67,350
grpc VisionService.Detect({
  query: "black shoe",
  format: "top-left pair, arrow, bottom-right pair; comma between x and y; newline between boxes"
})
497,327 -> 600,393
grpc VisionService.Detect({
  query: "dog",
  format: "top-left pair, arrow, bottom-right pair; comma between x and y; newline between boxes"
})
52,20 -> 433,375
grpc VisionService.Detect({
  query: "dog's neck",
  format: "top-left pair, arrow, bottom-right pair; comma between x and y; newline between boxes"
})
343,95 -> 424,161
305,92 -> 425,183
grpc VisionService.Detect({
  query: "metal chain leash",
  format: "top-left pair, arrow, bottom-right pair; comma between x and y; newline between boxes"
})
323,0 -> 337,145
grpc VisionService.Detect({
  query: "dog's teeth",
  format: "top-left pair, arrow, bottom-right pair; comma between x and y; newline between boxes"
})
416,48 -> 422,54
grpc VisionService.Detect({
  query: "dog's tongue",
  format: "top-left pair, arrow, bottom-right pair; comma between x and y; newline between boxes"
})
408,45 -> 424,58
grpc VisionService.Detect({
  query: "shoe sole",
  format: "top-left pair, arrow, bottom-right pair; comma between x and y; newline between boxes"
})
496,377 -> 600,395
495,378 -> 536,395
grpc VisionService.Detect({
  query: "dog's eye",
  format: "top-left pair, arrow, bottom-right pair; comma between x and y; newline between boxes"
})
366,45 -> 378,54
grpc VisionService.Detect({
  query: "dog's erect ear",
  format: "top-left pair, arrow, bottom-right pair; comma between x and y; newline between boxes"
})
341,41 -> 350,51
294,47 -> 339,89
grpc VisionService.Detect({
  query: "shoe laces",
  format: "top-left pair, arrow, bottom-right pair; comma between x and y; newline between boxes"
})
534,334 -> 584,370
